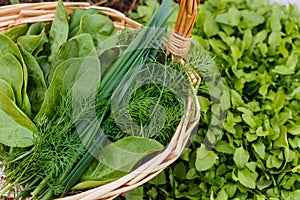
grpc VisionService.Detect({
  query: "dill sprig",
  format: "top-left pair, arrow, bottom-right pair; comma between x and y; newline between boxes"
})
1,94 -> 87,196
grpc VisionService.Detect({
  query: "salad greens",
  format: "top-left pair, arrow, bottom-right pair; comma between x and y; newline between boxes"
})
136,0 -> 300,199
0,0 -> 192,199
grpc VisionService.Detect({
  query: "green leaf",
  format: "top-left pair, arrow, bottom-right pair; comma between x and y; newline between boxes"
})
252,141 -> 265,159
216,188 -> 228,200
0,91 -> 38,147
195,144 -> 218,171
0,79 -> 16,102
68,8 -> 102,38
214,141 -> 235,154
270,12 -> 282,32
173,162 -> 187,181
35,57 -> 101,120
204,11 -> 219,37
272,65 -> 294,75
288,125 -> 300,135
242,114 -> 257,129
48,33 -> 96,82
234,146 -> 250,169
77,14 -> 116,46
186,168 -> 199,180
0,53 -> 24,108
237,168 -> 258,189
19,46 -> 47,117
3,24 -> 29,42
72,137 -> 164,190
148,171 -> 166,186
49,0 -> 69,61
274,126 -> 288,149
125,187 -> 144,200
17,31 -> 48,56
215,7 -> 240,26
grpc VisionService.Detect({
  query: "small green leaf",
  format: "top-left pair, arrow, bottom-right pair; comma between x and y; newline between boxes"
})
288,125 -> 300,135
252,141 -> 265,159
173,162 -> 187,181
125,187 -> 144,200
234,146 -> 249,169
216,188 -> 228,200
195,144 -> 218,171
274,126 -> 288,149
238,168 -> 258,189
272,65 -> 294,75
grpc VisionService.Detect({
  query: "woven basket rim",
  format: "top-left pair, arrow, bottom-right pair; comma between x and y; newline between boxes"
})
0,1 -> 201,199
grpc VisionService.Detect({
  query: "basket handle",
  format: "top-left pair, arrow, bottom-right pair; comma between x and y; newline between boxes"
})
168,0 -> 199,56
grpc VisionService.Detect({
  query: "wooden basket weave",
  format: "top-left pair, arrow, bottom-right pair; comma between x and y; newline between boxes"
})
0,1 -> 200,199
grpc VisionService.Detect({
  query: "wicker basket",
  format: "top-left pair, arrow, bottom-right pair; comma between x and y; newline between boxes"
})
0,1 -> 201,199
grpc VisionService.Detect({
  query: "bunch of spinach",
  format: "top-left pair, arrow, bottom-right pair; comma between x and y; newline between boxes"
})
125,0 -> 300,199
0,0 -> 189,199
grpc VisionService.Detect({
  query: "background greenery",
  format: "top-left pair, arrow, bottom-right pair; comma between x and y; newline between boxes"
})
124,0 -> 300,199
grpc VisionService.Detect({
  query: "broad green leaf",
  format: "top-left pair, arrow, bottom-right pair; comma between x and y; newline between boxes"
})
242,114 -> 256,129
241,10 -> 265,27
77,14 -> 116,46
48,33 -> 96,82
148,171 -> 166,186
26,22 -> 44,35
234,146 -> 250,169
125,187 -> 144,200
3,24 -> 29,42
238,168 -> 258,189
225,183 -> 237,198
0,53 -> 23,108
288,125 -> 300,135
68,8 -> 102,38
20,47 -> 47,117
195,144 -> 218,171
49,0 -> 69,61
216,188 -> 228,200
215,7 -> 240,26
252,141 -> 265,159
214,141 -> 234,154
273,89 -> 285,113
72,137 -> 164,190
266,154 -> 283,169
198,96 -> 211,113
0,91 -> 38,147
274,126 -> 288,149
286,54 -> 298,70
17,31 -> 48,56
0,79 -> 15,102
35,57 -> 101,120
272,65 -> 294,75
173,162 -> 187,181
186,168 -> 199,180
268,31 -> 281,46
204,11 -> 219,37
254,30 -> 268,44
270,12 -> 282,32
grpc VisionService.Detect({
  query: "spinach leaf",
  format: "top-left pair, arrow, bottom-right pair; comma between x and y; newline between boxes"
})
35,56 -> 100,120
0,53 -> 24,108
3,24 -> 29,42
20,46 -> 47,117
47,33 -> 96,82
0,91 -> 38,147
72,136 -> 164,190
48,0 -> 68,62
68,8 -> 103,38
77,14 -> 116,46
0,78 -> 16,102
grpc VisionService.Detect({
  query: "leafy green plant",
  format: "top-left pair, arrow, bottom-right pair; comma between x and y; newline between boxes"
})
136,0 -> 300,199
